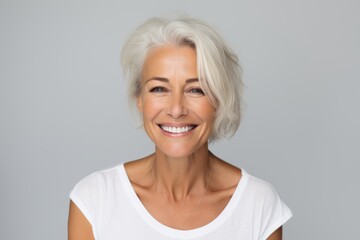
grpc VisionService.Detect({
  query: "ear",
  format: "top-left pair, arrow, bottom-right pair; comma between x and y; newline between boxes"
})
136,97 -> 143,113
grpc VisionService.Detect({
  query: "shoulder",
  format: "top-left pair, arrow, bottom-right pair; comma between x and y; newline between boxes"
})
74,164 -> 121,185
245,172 -> 279,195
70,164 -> 123,203
241,171 -> 286,207
240,171 -> 293,239
69,164 -> 125,225
243,171 -> 293,222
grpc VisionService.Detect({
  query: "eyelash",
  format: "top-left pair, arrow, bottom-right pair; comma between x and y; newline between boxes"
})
149,86 -> 167,93
186,88 -> 205,95
149,87 -> 205,96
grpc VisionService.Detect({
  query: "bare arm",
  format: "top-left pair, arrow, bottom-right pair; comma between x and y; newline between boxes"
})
267,226 -> 282,240
68,200 -> 95,240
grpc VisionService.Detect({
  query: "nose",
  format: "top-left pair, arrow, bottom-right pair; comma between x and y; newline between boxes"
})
166,91 -> 188,118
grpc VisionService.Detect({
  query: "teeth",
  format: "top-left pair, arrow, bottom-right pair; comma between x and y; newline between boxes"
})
160,125 -> 194,133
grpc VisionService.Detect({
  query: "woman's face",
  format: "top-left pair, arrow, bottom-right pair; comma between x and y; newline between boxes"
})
137,45 -> 215,158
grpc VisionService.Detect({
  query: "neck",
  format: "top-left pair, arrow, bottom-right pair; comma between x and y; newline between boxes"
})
148,145 -> 213,202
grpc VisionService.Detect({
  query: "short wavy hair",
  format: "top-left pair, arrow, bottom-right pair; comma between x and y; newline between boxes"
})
121,16 -> 243,141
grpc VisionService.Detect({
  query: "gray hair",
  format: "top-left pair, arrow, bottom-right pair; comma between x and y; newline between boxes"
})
121,16 -> 243,141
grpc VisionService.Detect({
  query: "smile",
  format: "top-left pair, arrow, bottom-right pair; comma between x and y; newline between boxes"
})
159,125 -> 196,134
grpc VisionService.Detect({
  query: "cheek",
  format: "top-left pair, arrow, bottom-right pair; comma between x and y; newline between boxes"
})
192,100 -> 215,121
140,97 -> 165,119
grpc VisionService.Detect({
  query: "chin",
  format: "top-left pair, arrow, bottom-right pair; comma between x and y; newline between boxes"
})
159,147 -> 192,158
156,141 -> 207,159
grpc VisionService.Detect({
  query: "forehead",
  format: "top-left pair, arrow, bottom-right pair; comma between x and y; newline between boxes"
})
142,45 -> 197,80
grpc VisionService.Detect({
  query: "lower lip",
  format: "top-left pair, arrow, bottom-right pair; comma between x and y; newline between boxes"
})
159,126 -> 195,137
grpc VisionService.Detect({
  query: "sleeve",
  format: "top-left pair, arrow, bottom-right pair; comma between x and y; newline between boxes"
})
258,182 -> 293,240
69,172 -> 105,229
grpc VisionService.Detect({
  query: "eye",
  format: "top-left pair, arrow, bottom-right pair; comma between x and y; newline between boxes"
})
187,88 -> 205,95
149,86 -> 168,93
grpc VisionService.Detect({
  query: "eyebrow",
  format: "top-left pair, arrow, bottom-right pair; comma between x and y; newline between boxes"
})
144,77 -> 199,84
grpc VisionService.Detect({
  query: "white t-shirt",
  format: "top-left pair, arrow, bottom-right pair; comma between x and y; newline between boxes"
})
70,163 -> 292,240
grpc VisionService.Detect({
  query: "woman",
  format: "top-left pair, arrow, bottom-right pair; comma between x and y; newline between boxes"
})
68,16 -> 292,240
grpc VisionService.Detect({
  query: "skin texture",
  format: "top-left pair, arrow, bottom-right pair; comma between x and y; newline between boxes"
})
68,200 -> 94,240
67,45 -> 283,240
137,45 -> 215,159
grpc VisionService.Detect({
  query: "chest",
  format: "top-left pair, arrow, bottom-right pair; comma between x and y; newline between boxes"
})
135,189 -> 234,230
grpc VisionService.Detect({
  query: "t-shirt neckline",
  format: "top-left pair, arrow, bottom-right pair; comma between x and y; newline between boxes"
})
118,163 -> 249,239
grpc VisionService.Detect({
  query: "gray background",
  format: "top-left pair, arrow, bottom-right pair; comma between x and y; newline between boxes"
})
1,0 -> 359,239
